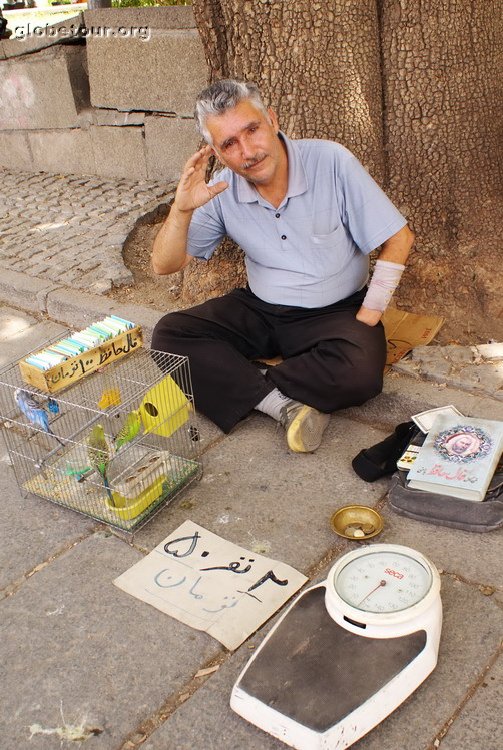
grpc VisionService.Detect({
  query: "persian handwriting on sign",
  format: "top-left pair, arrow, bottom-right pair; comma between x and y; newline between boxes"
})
47,331 -> 141,385
113,521 -> 308,651
237,570 -> 289,602
98,332 -> 139,365
163,531 -> 289,602
201,557 -> 255,574
153,569 -> 239,613
246,570 -> 288,591
164,531 -> 201,558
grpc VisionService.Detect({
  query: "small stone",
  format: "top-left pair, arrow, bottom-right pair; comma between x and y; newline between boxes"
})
179,499 -> 194,510
478,585 -> 495,596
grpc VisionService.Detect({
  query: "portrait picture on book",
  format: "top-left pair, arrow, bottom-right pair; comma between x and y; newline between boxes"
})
433,424 -> 494,463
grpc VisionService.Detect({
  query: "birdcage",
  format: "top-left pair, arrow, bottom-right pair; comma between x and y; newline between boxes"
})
0,336 -> 202,533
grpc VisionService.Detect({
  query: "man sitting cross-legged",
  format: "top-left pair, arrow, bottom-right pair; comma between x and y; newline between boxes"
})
151,79 -> 414,453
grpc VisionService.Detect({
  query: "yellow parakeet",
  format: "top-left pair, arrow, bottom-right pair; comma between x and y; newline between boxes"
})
114,410 -> 142,451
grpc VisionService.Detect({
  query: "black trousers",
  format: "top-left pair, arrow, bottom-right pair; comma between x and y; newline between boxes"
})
151,287 -> 386,433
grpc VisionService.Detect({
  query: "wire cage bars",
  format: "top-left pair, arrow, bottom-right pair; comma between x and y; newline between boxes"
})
0,336 -> 202,533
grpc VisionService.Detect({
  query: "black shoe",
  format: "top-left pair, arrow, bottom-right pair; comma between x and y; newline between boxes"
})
352,421 -> 419,481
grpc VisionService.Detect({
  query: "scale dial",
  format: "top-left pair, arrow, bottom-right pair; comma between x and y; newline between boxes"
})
325,544 -> 441,633
336,548 -> 431,613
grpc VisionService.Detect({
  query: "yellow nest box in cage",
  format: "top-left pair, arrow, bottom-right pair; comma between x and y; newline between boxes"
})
138,375 -> 191,438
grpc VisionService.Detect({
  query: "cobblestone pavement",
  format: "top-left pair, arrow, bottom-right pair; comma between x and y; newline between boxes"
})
0,168 -> 175,295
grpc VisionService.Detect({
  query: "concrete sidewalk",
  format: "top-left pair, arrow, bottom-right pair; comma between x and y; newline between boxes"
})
0,167 -> 502,750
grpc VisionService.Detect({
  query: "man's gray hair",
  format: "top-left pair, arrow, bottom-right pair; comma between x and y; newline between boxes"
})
194,79 -> 269,144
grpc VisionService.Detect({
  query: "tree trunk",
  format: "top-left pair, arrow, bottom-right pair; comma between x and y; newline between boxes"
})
186,0 -> 502,342
381,0 -> 503,340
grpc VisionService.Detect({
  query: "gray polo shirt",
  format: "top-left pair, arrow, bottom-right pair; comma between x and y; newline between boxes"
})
187,134 -> 407,308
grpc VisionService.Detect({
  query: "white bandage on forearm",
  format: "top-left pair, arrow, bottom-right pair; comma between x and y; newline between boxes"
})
362,259 -> 405,312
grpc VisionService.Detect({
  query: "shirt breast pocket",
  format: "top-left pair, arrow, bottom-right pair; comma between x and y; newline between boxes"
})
309,224 -> 351,273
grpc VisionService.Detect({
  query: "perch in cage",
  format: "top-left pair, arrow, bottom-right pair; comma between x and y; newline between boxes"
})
0,343 -> 202,533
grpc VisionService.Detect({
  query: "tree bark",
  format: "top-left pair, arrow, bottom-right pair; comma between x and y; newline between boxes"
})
381,0 -> 503,338
192,0 -> 384,173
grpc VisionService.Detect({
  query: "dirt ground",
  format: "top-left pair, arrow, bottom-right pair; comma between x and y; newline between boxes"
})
108,222 -> 183,314
108,221 -> 499,346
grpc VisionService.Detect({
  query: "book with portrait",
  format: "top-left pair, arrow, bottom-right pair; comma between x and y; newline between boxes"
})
406,415 -> 503,502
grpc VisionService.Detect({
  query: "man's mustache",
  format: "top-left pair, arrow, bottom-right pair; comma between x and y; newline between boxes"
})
241,153 -> 268,169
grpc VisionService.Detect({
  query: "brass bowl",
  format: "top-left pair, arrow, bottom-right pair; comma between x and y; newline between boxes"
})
330,505 -> 383,540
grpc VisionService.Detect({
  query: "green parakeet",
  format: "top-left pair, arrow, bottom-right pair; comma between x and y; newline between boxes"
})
114,409 -> 142,451
87,424 -> 114,505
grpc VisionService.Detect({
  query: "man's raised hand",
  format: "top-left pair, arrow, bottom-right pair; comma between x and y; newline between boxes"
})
175,145 -> 229,213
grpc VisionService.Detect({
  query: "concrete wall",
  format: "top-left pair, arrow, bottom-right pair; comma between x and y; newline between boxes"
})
0,7 -> 208,180
0,45 -> 90,131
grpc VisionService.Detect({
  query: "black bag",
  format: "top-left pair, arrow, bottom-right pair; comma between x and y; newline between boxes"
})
352,421 -> 503,532
388,469 -> 503,532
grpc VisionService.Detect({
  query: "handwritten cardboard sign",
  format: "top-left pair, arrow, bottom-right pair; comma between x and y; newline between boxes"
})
113,521 -> 308,650
18,327 -> 143,393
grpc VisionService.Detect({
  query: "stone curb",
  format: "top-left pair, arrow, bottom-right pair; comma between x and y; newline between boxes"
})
0,267 -> 163,344
0,268 -> 56,315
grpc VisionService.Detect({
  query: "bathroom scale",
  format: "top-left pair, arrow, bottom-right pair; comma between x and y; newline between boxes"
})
230,544 -> 442,750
